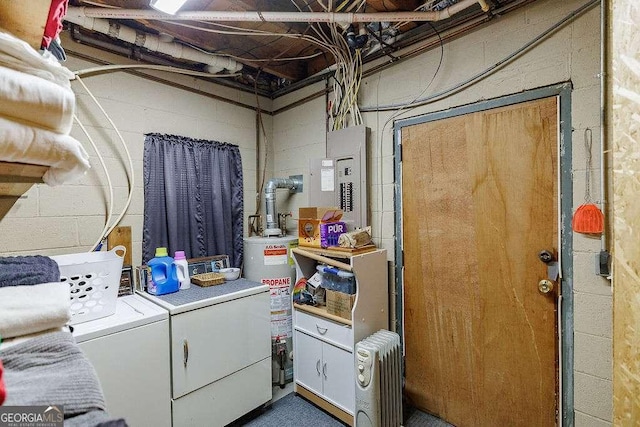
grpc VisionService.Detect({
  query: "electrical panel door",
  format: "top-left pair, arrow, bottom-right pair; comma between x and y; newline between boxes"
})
309,126 -> 369,230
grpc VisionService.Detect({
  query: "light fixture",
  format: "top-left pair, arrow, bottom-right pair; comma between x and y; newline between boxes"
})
149,0 -> 188,15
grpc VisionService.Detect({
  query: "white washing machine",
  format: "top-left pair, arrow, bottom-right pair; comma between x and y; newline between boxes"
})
73,295 -> 171,427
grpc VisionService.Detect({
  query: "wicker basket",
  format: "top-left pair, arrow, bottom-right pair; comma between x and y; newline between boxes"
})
51,246 -> 126,325
191,272 -> 225,287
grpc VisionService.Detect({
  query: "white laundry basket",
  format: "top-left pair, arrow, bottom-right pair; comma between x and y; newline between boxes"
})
51,246 -> 126,325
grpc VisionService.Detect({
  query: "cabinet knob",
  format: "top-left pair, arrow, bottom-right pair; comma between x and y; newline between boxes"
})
322,362 -> 327,379
316,359 -> 321,376
183,339 -> 189,367
316,324 -> 328,335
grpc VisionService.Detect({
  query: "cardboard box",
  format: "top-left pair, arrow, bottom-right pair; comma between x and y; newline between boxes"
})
325,289 -> 355,320
298,207 -> 345,247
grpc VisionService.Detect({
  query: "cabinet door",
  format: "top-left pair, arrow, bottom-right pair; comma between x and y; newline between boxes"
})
294,330 -> 323,396
78,320 -> 171,427
322,343 -> 355,414
171,292 -> 270,398
172,357 -> 271,427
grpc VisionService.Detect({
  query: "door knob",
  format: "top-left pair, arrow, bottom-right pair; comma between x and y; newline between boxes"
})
538,250 -> 554,264
538,279 -> 554,294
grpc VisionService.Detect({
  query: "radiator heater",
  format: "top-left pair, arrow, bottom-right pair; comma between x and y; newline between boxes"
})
355,330 -> 402,427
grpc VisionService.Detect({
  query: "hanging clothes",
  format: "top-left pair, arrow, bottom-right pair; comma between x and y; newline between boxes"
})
41,0 -> 69,49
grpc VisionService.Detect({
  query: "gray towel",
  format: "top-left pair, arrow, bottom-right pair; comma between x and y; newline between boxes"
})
0,331 -> 105,416
0,255 -> 60,287
65,410 -> 128,427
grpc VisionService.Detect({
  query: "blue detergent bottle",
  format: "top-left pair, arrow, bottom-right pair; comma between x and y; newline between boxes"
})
147,247 -> 179,295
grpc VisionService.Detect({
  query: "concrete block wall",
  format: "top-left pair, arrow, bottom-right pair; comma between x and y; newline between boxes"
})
0,35 -> 270,268
270,0 -> 612,424
271,82 -> 327,234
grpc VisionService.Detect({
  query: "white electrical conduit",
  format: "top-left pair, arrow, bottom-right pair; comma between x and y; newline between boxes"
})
74,75 -> 135,247
74,115 -> 115,252
180,35 -> 324,62
360,0 -> 599,112
65,8 -> 243,74
167,20 -> 340,54
69,0 -> 488,25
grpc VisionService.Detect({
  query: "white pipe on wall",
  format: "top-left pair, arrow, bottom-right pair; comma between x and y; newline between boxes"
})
65,8 -> 242,73
70,0 -> 485,26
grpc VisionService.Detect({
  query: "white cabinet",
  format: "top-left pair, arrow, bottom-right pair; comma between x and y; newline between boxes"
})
294,328 -> 355,412
170,292 -> 270,398
294,308 -> 356,413
140,280 -> 272,427
291,248 -> 388,426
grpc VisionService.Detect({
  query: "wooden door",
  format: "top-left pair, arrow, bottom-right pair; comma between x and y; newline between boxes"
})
401,97 -> 559,426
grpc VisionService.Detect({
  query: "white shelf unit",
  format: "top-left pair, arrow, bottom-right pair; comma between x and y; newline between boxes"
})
291,247 -> 388,426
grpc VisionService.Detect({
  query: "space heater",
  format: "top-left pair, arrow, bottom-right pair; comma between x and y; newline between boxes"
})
355,330 -> 402,427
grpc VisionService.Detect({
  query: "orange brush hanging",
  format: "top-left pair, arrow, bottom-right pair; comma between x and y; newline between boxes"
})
572,129 -> 604,235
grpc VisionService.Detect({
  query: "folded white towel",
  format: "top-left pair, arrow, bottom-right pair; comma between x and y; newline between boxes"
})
0,282 -> 71,339
0,30 -> 74,88
0,66 -> 75,134
0,115 -> 90,186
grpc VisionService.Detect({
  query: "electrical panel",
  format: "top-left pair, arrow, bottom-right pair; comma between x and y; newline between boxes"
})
309,125 -> 369,230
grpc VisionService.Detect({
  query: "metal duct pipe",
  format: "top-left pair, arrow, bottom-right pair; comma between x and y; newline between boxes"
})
70,0 -> 487,26
264,177 -> 302,237
65,7 -> 242,73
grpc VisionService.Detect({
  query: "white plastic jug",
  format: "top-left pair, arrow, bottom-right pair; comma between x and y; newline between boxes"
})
174,250 -> 191,290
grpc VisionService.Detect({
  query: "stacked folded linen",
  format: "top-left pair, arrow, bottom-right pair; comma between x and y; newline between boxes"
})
0,282 -> 71,339
0,116 -> 90,185
0,30 -> 89,186
0,255 -> 60,287
0,331 -> 104,415
0,31 -> 74,87
0,66 -> 75,133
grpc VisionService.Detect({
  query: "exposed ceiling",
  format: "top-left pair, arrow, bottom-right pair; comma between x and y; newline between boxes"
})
66,0 -> 535,97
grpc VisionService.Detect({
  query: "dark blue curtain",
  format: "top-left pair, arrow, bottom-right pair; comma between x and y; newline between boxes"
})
142,133 -> 243,267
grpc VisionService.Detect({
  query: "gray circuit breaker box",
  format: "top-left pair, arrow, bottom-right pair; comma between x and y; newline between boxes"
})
309,125 -> 369,230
